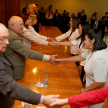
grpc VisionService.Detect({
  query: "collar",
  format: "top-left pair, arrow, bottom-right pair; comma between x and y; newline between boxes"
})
0,54 -> 13,66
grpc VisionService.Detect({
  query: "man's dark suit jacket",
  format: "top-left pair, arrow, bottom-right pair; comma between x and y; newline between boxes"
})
53,13 -> 60,26
0,54 -> 41,108
80,14 -> 87,22
53,13 -> 60,22
94,20 -> 102,31
33,11 -> 40,33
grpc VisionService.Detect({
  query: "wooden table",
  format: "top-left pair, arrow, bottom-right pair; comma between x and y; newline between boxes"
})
12,26 -> 88,108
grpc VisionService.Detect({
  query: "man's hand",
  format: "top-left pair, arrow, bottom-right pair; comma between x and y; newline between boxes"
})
43,95 -> 62,108
43,95 -> 59,105
49,55 -> 59,66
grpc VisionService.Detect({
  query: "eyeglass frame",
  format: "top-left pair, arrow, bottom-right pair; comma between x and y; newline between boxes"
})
0,36 -> 10,43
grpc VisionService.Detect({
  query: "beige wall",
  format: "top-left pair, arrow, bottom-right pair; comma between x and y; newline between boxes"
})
21,0 -> 108,21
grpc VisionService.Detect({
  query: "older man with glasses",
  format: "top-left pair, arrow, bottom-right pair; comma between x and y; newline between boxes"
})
0,23 -> 59,108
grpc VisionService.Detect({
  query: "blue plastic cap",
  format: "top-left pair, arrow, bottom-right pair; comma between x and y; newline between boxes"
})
45,71 -> 48,74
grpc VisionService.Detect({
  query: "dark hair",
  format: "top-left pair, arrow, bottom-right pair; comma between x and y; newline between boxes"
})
77,22 -> 91,48
86,29 -> 107,51
105,12 -> 108,14
21,13 -> 30,24
20,13 -> 30,28
36,4 -> 39,6
71,13 -> 75,18
71,17 -> 80,32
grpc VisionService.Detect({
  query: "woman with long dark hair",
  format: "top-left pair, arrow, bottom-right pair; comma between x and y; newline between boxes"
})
54,29 -> 108,108
53,22 -> 91,82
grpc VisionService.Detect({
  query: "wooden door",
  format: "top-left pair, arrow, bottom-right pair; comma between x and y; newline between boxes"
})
0,0 -> 20,27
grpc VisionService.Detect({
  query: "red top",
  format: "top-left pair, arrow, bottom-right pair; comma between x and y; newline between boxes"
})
68,86 -> 108,108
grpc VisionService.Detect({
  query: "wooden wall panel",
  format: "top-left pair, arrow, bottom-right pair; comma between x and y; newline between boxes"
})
0,0 -> 20,27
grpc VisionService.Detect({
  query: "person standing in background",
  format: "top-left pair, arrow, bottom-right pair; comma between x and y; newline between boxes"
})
53,9 -> 60,27
39,7 -> 45,25
32,4 -> 40,33
101,12 -> 108,39
80,10 -> 87,22
45,5 -> 54,26
26,4 -> 34,14
22,4 -> 28,13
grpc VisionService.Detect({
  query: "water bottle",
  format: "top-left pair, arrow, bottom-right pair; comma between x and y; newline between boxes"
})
44,71 -> 48,87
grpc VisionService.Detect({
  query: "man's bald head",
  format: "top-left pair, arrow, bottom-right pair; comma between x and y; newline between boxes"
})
8,16 -> 24,35
8,16 -> 23,27
0,23 -> 9,37
0,23 -> 9,54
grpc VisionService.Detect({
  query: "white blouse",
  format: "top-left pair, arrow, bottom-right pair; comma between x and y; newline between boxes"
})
82,49 -> 108,87
71,38 -> 88,66
21,26 -> 48,48
56,28 -> 72,42
81,49 -> 108,108
56,28 -> 80,54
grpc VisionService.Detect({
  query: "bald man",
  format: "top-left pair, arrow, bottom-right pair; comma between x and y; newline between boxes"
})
4,16 -> 57,80
0,23 -> 59,108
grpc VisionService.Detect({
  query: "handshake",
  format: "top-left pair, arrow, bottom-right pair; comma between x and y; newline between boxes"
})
48,42 -> 60,47
43,95 -> 68,107
24,95 -> 68,108
47,38 -> 60,47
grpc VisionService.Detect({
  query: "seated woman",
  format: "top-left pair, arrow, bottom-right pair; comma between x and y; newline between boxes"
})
21,13 -> 52,48
55,29 -> 108,108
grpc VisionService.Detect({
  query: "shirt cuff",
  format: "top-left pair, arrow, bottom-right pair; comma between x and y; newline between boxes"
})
42,54 -> 50,61
46,37 -> 48,41
40,95 -> 45,104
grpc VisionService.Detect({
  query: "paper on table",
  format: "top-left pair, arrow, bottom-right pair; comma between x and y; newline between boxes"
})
22,102 -> 32,106
36,107 -> 46,108
36,83 -> 44,87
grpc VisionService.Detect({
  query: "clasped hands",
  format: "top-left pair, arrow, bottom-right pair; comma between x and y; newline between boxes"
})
49,55 -> 64,66
43,95 -> 68,108
47,38 -> 60,47
48,42 -> 59,47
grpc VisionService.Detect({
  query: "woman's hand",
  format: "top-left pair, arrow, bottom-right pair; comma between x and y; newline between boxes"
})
25,21 -> 31,27
50,98 -> 68,107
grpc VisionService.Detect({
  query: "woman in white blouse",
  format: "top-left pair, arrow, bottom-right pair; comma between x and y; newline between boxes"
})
20,13 -> 51,48
56,29 -> 108,108
53,17 -> 80,56
54,22 -> 91,82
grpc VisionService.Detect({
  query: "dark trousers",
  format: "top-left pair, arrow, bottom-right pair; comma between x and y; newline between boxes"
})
45,18 -> 53,26
80,66 -> 85,83
33,24 -> 39,33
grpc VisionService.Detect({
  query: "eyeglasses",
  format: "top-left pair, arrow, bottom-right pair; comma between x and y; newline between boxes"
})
0,36 -> 10,43
14,23 -> 25,27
